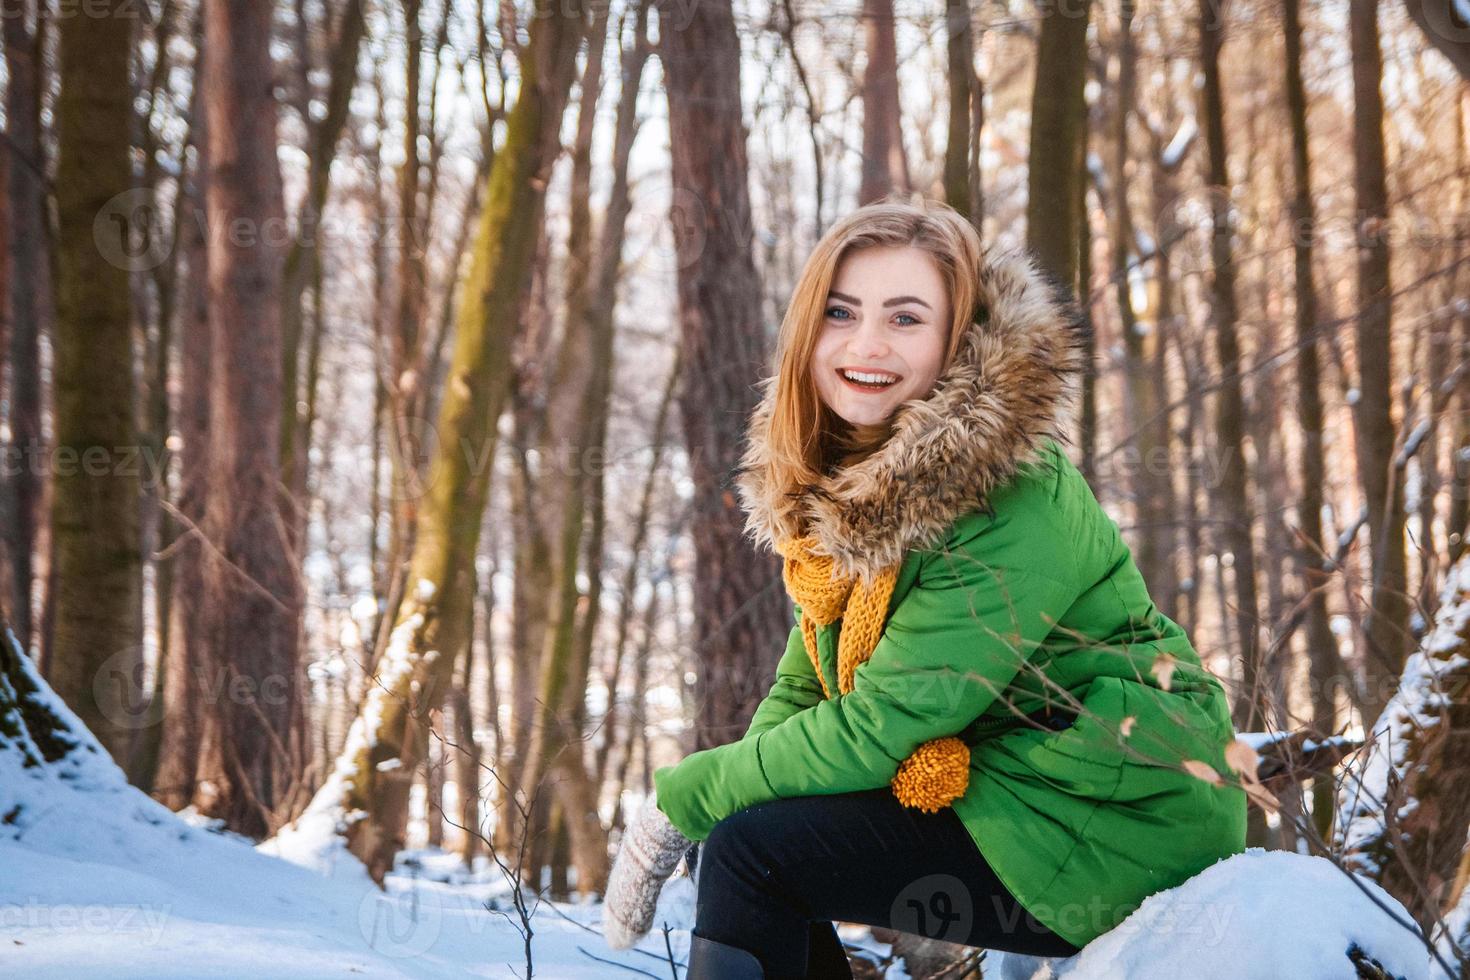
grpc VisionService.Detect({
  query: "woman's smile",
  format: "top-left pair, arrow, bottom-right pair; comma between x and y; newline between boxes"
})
836,367 -> 903,391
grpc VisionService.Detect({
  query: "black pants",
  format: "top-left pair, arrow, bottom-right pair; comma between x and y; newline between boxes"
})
692,788 -> 1082,978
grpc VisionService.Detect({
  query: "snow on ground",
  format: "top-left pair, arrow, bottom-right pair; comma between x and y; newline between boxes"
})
0,683 -> 698,978
0,687 -> 1449,979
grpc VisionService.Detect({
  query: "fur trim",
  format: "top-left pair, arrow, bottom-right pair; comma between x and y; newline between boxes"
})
733,246 -> 1092,586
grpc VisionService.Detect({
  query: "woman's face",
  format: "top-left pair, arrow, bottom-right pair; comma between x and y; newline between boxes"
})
811,245 -> 951,428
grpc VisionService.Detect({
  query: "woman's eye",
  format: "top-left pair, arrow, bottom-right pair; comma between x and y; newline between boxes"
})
825,306 -> 853,321
894,313 -> 919,326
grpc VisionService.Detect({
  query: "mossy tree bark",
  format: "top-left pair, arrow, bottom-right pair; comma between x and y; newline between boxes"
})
943,0 -> 981,227
300,0 -> 587,884
48,0 -> 143,770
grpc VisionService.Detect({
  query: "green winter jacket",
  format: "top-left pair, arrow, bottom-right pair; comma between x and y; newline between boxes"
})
652,247 -> 1247,951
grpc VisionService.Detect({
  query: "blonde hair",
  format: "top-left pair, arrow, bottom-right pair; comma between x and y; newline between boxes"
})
763,195 -> 984,492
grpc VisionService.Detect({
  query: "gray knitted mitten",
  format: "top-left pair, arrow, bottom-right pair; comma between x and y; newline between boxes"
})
604,791 -> 693,950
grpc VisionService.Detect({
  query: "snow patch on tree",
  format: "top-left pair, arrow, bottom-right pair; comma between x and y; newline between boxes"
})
264,609 -> 427,874
1337,554 -> 1470,876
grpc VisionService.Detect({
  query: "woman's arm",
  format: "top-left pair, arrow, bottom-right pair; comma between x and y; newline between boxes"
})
740,608 -> 825,740
654,511 -> 1082,841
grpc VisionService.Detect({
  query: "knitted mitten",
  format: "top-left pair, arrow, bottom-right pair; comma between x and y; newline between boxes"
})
604,791 -> 692,950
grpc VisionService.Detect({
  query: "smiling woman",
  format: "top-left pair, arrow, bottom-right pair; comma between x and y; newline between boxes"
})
603,196 -> 1246,979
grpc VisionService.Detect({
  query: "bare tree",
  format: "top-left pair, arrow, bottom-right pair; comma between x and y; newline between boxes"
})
197,0 -> 304,838
858,0 -> 910,204
1,0 -> 45,655
1197,0 -> 1263,739
1351,0 -> 1409,728
1282,0 -> 1342,840
658,0 -> 790,750
1026,0 -> 1092,290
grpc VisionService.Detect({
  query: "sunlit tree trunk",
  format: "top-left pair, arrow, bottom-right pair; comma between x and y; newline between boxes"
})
153,58 -> 213,812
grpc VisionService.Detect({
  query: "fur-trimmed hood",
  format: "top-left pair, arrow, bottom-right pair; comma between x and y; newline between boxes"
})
734,246 -> 1092,585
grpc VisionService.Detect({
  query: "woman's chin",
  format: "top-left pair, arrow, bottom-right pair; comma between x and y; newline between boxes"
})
833,404 -> 893,428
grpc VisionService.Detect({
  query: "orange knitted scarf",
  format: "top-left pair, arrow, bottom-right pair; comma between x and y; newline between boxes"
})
774,534 -> 971,813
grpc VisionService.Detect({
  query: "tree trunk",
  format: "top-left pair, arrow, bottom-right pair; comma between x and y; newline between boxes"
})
450,601 -> 481,866
1350,0 -> 1408,729
858,0 -> 910,204
1281,0 -> 1341,842
279,0 -> 368,547
292,0 -> 586,883
595,351 -> 679,788
659,0 -> 789,751
1197,0 -> 1263,737
1108,0 -> 1174,608
198,0 -> 304,838
1026,0 -> 1092,291
2,1 -> 46,656
153,64 -> 213,811
49,0 -> 143,770
943,0 -> 980,226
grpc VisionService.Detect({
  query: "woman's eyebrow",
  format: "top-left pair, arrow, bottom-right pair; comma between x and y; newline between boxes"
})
826,290 -> 933,310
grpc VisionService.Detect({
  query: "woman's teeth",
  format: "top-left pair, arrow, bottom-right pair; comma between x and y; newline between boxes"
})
840,369 -> 899,391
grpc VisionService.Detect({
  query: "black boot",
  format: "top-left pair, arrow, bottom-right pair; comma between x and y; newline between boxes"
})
686,933 -> 765,979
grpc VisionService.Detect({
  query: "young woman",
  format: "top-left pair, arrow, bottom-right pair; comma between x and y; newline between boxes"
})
604,199 -> 1247,978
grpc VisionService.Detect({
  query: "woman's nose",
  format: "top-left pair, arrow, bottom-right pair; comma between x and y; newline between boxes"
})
849,319 -> 889,358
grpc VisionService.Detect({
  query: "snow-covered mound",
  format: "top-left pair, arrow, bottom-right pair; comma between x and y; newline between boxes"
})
0,641 -> 694,978
991,849 -> 1441,980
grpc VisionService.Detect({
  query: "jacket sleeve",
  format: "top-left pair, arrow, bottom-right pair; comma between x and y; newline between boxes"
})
654,516 -> 1082,841
739,606 -> 825,740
